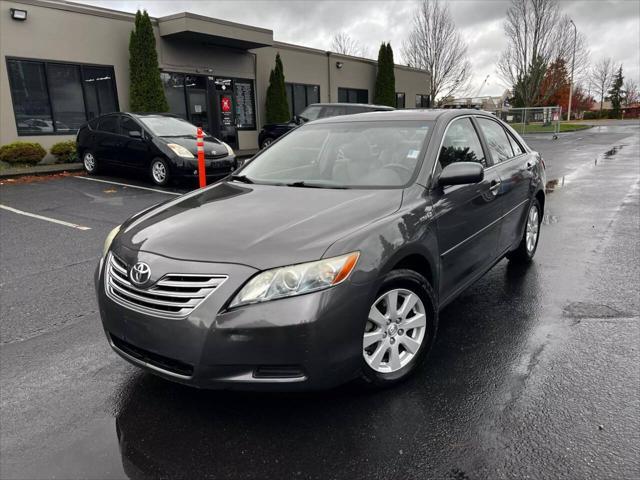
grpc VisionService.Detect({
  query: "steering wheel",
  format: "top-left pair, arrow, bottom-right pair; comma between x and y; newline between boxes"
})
382,163 -> 413,175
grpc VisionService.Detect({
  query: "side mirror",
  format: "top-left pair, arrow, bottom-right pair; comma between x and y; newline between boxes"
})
438,162 -> 484,187
293,115 -> 302,125
129,130 -> 142,138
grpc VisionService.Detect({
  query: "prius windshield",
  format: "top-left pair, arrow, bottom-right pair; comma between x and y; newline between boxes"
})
239,121 -> 432,188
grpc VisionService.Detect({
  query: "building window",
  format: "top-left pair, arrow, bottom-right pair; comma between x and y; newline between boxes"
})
338,87 -> 368,104
6,58 -> 118,135
285,83 -> 320,118
160,72 -> 188,119
395,92 -> 405,109
416,94 -> 430,108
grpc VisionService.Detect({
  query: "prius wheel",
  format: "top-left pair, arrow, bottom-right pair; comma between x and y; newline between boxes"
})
83,151 -> 98,174
150,158 -> 170,186
260,137 -> 274,149
360,269 -> 437,387
507,198 -> 541,264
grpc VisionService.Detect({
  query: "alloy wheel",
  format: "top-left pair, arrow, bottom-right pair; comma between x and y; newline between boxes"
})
152,161 -> 167,184
363,288 -> 427,373
83,152 -> 95,172
526,204 -> 540,253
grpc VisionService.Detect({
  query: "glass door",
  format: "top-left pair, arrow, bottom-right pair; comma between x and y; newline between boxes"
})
185,75 -> 210,133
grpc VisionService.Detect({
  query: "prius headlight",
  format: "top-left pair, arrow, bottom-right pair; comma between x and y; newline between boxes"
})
229,252 -> 359,308
167,143 -> 194,158
102,225 -> 121,257
222,141 -> 234,156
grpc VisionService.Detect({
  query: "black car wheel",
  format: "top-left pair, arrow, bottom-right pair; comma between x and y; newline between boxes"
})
150,158 -> 171,186
82,150 -> 99,174
260,137 -> 274,149
507,198 -> 541,264
360,269 -> 437,388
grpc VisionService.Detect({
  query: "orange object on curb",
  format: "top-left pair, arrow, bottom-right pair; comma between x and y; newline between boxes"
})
197,127 -> 206,188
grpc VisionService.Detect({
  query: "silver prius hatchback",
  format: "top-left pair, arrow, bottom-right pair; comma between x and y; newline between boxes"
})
96,109 -> 545,390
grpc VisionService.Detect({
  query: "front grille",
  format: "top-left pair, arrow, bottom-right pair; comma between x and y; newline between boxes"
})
105,253 -> 227,318
110,334 -> 194,377
205,153 -> 229,161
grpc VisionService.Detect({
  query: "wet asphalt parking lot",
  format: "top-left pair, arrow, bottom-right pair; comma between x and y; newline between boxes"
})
1,121 -> 639,480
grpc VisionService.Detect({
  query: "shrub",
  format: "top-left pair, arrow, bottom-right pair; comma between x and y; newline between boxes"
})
0,142 -> 46,165
50,140 -> 77,163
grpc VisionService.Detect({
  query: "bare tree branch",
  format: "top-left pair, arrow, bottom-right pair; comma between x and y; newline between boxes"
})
401,0 -> 472,102
331,32 -> 369,58
498,0 -> 590,106
623,79 -> 638,105
590,57 -> 615,111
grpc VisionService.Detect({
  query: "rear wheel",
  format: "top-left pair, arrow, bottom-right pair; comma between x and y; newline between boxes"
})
260,137 -> 274,149
360,269 -> 437,387
82,150 -> 98,174
150,158 -> 171,186
507,198 -> 541,263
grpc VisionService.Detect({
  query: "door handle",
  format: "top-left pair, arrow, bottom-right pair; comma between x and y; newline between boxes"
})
489,180 -> 502,195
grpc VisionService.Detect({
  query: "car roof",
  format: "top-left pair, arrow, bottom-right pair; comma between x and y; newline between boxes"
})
309,108 -> 497,124
307,103 -> 395,110
128,112 -> 181,119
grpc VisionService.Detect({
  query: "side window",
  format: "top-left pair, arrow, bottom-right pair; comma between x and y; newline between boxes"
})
476,118 -> 514,163
507,132 -> 525,156
438,118 -> 486,169
98,115 -> 119,134
120,116 -> 141,136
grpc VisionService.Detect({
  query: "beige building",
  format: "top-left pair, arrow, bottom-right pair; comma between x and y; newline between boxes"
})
0,0 -> 430,154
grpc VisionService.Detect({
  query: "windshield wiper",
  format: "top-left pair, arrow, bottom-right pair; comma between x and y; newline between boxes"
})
286,181 -> 347,189
229,174 -> 254,184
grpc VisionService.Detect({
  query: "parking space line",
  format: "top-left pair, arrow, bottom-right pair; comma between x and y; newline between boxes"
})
0,204 -> 91,231
73,176 -> 182,196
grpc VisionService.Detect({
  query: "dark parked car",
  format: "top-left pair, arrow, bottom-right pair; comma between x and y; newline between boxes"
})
77,113 -> 237,186
258,102 -> 394,149
96,109 -> 545,390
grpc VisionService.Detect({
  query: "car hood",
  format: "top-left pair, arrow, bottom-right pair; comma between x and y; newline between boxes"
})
160,135 -> 229,157
116,182 -> 402,269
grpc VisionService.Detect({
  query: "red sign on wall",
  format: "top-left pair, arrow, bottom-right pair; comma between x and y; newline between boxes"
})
221,96 -> 232,113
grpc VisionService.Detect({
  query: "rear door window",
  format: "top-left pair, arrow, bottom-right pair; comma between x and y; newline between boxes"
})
476,117 -> 514,163
507,132 -> 525,156
97,114 -> 119,134
438,118 -> 487,169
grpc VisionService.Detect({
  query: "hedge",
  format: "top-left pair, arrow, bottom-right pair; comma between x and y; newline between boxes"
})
0,142 -> 47,165
50,140 -> 78,164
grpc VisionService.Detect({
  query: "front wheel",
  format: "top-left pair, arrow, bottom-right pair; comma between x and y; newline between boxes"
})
507,198 -> 541,263
150,158 -> 171,186
260,137 -> 274,149
360,269 -> 437,388
82,150 -> 99,174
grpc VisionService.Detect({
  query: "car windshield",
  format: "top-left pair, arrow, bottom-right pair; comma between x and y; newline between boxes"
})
239,120 -> 432,188
138,116 -> 201,137
299,106 -> 322,122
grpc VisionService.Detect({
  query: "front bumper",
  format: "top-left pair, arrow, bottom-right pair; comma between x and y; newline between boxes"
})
171,156 -> 236,179
96,247 -> 372,390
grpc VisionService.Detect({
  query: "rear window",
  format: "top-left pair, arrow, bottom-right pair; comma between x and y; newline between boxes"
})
98,115 -> 119,134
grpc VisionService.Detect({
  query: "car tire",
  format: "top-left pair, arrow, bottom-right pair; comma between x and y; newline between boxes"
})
359,269 -> 437,388
150,158 -> 171,186
507,198 -> 542,264
260,137 -> 274,149
82,150 -> 99,175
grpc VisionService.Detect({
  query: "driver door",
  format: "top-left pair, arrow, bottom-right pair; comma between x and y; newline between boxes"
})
430,117 -> 503,302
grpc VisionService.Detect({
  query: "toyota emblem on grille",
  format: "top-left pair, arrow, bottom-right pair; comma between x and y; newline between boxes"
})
130,262 -> 151,285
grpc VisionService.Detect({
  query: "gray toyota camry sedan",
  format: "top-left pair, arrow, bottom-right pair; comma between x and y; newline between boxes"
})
96,109 -> 545,390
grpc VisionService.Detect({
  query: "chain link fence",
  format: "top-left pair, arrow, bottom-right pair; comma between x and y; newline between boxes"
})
492,106 -> 562,138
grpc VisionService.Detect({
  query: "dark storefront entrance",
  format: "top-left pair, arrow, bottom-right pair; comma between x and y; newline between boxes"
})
160,72 -> 256,149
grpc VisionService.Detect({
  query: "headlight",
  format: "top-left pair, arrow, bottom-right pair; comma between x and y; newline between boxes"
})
222,141 -> 234,156
102,225 -> 121,257
229,252 -> 359,308
167,143 -> 194,158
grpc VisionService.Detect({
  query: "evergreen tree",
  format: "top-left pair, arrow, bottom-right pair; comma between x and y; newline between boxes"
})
129,10 -> 168,112
265,53 -> 290,124
374,43 -> 396,107
608,66 -> 624,118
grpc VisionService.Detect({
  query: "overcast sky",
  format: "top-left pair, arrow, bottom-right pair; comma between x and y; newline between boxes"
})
81,0 -> 640,97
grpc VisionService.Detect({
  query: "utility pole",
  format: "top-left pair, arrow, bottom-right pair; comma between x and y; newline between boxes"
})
567,19 -> 577,121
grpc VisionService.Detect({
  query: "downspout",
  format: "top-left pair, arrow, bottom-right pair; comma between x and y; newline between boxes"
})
326,51 -> 331,102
